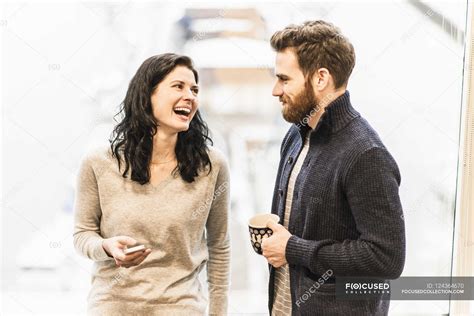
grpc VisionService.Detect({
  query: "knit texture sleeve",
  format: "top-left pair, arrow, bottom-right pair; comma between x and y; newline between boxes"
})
285,147 -> 406,279
73,153 -> 112,262
206,150 -> 231,315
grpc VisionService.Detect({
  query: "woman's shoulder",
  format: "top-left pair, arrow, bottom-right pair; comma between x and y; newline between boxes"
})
206,146 -> 230,181
80,144 -> 115,169
207,146 -> 229,167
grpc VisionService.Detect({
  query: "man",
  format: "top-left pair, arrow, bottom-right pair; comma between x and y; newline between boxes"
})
261,20 -> 406,315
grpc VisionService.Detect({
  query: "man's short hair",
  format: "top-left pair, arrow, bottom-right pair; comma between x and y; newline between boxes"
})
270,20 -> 356,89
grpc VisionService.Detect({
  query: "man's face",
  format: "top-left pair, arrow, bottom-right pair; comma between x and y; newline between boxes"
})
272,48 -> 317,124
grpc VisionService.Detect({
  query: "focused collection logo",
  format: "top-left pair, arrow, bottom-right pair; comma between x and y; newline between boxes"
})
345,282 -> 390,293
336,278 -> 392,299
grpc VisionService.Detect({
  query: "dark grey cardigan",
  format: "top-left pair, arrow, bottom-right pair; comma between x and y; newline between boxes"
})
269,91 -> 406,315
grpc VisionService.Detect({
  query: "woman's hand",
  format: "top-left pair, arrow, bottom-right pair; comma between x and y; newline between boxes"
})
102,236 -> 152,268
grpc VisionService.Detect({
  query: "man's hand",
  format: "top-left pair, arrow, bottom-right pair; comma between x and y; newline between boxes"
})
261,221 -> 292,268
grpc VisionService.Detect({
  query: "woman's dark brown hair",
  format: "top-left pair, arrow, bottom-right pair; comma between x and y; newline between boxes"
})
109,53 -> 212,184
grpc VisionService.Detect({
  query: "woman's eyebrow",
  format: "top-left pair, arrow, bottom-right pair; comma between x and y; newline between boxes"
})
170,80 -> 198,88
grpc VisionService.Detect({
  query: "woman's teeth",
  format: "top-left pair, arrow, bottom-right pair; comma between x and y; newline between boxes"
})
174,107 -> 191,116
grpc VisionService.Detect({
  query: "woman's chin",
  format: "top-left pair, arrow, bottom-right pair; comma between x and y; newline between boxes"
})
157,121 -> 190,134
173,122 -> 190,133
171,114 -> 193,132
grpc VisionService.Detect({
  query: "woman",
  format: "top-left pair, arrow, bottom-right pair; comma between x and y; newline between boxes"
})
73,53 -> 230,315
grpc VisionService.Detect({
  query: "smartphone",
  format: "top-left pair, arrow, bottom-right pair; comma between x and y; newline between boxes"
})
124,244 -> 145,255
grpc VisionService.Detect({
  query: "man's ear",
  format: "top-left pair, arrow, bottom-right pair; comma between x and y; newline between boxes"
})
312,68 -> 331,91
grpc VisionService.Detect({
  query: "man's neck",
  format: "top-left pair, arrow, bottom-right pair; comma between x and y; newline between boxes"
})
307,88 -> 346,129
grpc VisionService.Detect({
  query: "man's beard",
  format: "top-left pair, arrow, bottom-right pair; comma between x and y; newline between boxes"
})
280,84 -> 318,124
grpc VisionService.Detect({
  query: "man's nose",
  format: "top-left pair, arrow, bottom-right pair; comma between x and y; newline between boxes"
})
272,82 -> 283,97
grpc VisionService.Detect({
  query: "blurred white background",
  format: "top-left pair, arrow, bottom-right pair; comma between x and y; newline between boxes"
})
1,0 -> 471,315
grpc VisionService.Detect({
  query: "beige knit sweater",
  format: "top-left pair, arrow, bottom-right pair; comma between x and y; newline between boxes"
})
73,146 -> 230,315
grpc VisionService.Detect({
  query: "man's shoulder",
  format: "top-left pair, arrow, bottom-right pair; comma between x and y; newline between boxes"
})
342,116 -> 400,176
342,116 -> 386,152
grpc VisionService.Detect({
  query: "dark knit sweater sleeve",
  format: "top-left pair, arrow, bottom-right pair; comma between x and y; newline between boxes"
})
285,146 -> 406,279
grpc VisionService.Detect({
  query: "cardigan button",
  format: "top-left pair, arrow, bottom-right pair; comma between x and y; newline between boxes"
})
287,157 -> 294,164
278,189 -> 284,197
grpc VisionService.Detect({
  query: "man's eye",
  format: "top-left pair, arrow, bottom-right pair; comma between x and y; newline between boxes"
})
174,84 -> 183,89
192,88 -> 199,94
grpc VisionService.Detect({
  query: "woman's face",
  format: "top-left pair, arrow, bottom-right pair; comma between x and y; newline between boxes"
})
150,65 -> 199,134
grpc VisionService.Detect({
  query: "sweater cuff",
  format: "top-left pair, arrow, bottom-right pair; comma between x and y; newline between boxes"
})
93,238 -> 113,261
285,235 -> 315,268
208,294 -> 227,315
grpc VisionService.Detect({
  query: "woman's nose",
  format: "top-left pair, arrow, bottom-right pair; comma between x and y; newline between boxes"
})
183,89 -> 196,101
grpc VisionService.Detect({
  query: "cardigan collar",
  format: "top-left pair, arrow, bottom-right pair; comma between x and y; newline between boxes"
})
296,90 -> 360,140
